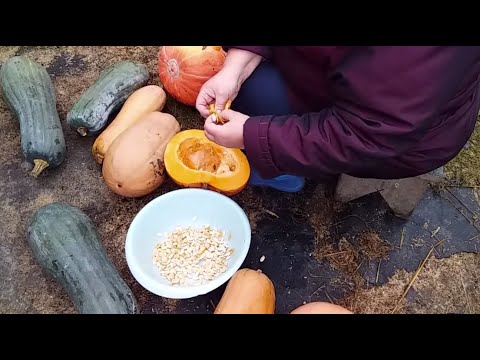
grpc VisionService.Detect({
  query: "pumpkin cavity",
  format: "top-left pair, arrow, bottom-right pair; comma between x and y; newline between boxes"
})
178,137 -> 237,175
163,129 -> 250,196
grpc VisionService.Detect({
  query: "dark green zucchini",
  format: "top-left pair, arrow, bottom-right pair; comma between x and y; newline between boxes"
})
0,56 -> 66,177
27,202 -> 138,314
67,61 -> 149,136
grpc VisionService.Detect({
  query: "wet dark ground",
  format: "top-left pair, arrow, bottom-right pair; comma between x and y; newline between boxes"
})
1,46 -> 479,314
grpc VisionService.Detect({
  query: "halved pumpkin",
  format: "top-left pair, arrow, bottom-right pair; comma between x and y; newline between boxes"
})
164,129 -> 250,196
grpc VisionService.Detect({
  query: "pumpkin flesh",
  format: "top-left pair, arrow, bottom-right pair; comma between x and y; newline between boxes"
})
158,46 -> 226,106
164,129 -> 250,196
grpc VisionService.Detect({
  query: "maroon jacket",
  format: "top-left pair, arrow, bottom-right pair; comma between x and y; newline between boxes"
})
228,46 -> 480,180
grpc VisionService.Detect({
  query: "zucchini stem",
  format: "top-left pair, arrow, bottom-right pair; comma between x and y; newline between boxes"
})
31,159 -> 49,177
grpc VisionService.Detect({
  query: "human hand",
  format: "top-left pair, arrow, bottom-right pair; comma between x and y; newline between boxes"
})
196,68 -> 241,118
204,109 -> 249,149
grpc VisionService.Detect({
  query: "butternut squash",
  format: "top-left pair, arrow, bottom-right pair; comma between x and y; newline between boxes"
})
164,129 -> 250,196
214,269 -> 275,314
290,302 -> 353,314
92,85 -> 167,164
102,111 -> 180,197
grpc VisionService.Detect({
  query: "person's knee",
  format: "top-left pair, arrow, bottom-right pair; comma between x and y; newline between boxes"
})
233,62 -> 292,116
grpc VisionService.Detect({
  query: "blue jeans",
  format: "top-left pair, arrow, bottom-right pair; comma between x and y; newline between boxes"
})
233,62 -> 293,116
231,62 -> 305,192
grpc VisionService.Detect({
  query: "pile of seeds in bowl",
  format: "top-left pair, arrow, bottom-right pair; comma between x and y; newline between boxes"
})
152,224 -> 234,286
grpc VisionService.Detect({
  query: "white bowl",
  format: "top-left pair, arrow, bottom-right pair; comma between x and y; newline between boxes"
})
125,188 -> 251,299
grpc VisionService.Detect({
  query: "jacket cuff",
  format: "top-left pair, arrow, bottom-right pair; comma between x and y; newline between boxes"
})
222,46 -> 272,61
243,115 -> 282,178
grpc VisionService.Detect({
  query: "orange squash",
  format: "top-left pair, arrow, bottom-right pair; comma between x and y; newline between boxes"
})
92,85 -> 167,164
214,269 -> 276,314
163,129 -> 250,196
290,302 -> 353,314
158,46 -> 226,106
102,111 -> 181,197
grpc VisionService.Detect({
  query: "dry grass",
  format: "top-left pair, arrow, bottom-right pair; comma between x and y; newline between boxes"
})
316,238 -> 360,278
340,252 -> 480,314
339,269 -> 411,314
445,116 -> 480,187
391,240 -> 444,313
313,227 -> 393,292
308,186 -> 344,243
357,231 -> 392,260
161,298 -> 179,313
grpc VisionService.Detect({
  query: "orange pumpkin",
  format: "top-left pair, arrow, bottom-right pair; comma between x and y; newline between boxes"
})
164,129 -> 250,196
214,269 -> 276,314
290,302 -> 353,314
158,46 -> 226,106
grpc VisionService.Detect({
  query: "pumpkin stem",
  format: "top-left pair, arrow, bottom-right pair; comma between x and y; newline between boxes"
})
77,127 -> 88,137
31,159 -> 49,177
166,59 -> 180,78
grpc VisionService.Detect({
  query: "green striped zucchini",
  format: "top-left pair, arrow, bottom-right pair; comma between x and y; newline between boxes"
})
27,202 -> 138,314
67,60 -> 150,136
0,56 -> 66,177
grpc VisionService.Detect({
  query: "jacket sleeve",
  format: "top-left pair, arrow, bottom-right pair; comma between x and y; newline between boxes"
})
222,46 -> 272,60
242,46 -> 480,179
